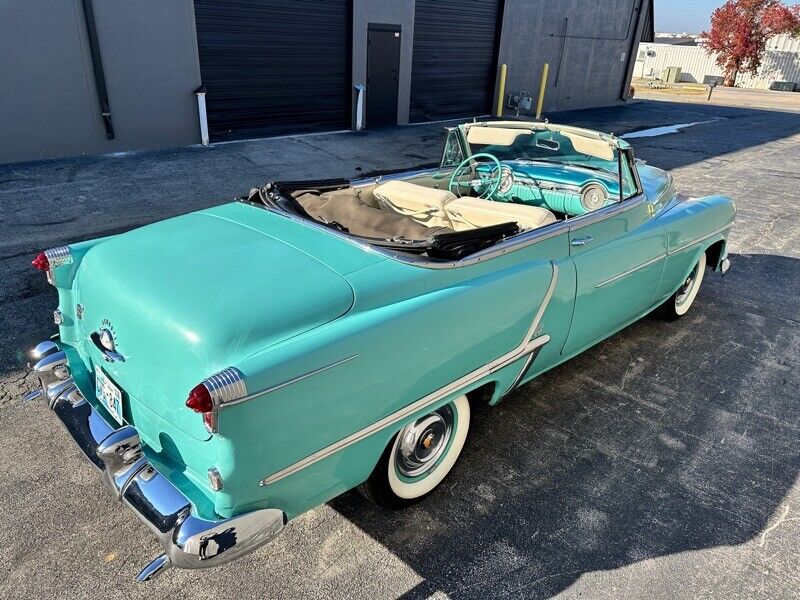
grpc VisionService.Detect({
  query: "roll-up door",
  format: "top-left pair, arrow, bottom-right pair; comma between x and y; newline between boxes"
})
410,0 -> 503,123
194,0 -> 351,141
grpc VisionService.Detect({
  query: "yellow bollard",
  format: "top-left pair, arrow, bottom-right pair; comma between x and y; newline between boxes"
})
535,63 -> 549,120
496,64 -> 507,117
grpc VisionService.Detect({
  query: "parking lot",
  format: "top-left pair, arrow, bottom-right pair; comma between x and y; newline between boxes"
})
1,98 -> 799,599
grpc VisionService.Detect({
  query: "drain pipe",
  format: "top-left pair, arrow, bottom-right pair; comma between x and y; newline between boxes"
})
354,84 -> 366,131
194,85 -> 209,145
81,0 -> 114,139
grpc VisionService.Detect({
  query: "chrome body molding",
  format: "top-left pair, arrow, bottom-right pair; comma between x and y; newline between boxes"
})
595,254 -> 666,288
44,245 -> 73,269
25,341 -> 287,581
259,261 -> 559,486
202,366 -> 248,432
218,354 -> 359,411
204,367 -> 248,405
508,346 -> 542,391
667,224 -> 731,256
90,329 -> 126,363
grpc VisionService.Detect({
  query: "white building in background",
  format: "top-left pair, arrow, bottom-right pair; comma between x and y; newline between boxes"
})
634,34 -> 800,90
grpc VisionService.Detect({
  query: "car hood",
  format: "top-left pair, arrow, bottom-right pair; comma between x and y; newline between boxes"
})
73,209 -> 354,439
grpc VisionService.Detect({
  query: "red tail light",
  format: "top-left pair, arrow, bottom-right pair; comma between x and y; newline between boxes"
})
186,368 -> 247,433
186,383 -> 212,413
32,252 -> 50,272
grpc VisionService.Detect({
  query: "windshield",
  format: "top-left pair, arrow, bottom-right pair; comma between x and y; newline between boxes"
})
467,126 -> 617,167
464,125 -> 638,199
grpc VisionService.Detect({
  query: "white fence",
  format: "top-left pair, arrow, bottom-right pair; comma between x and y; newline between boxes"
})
634,34 -> 800,89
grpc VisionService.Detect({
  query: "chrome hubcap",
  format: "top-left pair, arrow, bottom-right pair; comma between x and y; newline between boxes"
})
395,405 -> 454,477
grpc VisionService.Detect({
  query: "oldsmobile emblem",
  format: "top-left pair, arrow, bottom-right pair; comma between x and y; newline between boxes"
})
99,319 -> 117,352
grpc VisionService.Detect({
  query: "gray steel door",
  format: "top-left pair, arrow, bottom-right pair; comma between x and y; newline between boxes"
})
366,25 -> 401,128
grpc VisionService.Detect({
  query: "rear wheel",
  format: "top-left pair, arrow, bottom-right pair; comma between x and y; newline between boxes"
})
656,252 -> 706,320
359,395 -> 470,510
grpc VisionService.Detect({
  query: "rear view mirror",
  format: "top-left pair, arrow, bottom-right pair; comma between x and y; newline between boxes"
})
536,138 -> 559,151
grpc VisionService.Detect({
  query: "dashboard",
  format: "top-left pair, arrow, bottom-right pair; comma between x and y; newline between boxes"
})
477,160 -> 619,217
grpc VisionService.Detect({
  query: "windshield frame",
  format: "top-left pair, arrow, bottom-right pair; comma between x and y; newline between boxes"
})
457,122 -> 642,201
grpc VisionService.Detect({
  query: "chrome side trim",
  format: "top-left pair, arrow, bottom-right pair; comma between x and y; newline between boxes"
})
508,350 -> 538,391
667,224 -> 731,256
259,261 -> 559,486
219,354 -> 359,410
595,254 -> 665,288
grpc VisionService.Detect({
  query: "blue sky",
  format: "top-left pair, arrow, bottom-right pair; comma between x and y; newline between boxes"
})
656,0 -> 727,33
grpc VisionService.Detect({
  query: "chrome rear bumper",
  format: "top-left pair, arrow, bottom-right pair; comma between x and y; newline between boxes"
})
26,340 -> 285,581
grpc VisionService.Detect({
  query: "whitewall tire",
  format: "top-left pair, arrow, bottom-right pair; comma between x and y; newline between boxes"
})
359,395 -> 471,509
657,252 -> 706,320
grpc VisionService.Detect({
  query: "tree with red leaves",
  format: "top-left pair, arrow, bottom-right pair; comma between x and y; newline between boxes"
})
702,0 -> 800,86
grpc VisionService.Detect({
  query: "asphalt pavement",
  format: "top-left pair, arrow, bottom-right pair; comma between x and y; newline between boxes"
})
1,99 -> 798,599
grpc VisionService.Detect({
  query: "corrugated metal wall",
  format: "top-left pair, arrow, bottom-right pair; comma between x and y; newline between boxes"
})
634,34 -> 800,89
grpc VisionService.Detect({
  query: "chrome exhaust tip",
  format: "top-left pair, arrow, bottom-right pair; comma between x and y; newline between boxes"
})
136,554 -> 172,582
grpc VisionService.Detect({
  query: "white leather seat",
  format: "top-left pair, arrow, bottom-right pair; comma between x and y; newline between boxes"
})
373,179 -> 556,232
373,180 -> 455,229
446,196 -> 557,231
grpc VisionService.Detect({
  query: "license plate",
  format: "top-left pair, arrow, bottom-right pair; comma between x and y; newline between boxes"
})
95,367 -> 124,425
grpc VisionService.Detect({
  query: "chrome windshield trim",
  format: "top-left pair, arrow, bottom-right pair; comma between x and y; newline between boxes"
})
259,261 -> 559,486
219,354 -> 359,410
595,253 -> 666,288
667,224 -> 732,256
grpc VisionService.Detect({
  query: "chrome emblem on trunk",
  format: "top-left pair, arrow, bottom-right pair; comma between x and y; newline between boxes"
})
99,328 -> 115,352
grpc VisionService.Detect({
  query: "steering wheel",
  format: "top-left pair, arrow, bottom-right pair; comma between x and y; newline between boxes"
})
447,153 -> 503,199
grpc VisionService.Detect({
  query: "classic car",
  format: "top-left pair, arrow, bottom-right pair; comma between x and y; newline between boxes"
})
25,120 -> 734,581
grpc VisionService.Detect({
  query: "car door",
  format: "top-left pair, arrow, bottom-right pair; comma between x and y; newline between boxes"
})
562,161 -> 666,356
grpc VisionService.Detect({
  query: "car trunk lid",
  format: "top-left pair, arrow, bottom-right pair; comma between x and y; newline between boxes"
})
72,209 -> 355,440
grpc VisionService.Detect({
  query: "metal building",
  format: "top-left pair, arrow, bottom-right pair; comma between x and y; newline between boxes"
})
0,0 -> 653,164
634,34 -> 800,90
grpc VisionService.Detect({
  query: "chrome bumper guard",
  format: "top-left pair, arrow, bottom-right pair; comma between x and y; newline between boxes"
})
25,341 -> 286,582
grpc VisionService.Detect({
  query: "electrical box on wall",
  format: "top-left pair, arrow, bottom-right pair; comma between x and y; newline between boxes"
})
507,91 -> 532,114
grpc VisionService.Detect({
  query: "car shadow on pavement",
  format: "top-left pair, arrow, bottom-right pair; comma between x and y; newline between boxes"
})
329,252 -> 800,599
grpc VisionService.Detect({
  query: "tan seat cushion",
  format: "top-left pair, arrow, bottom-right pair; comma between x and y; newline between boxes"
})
372,179 -> 556,233
295,190 -> 454,240
445,197 -> 556,231
373,180 -> 456,229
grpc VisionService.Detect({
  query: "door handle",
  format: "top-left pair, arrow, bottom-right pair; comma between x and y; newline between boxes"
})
570,236 -> 593,247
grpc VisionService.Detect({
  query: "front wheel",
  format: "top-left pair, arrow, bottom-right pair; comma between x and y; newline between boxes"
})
358,395 -> 471,510
656,252 -> 707,320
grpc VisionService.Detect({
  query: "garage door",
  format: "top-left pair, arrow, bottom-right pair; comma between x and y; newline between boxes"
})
194,0 -> 351,141
410,0 -> 503,123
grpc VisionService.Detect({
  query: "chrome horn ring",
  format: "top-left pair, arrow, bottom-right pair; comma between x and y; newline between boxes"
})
395,405 -> 455,478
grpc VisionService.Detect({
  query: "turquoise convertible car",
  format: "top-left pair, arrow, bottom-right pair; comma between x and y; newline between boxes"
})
25,120 -> 734,580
